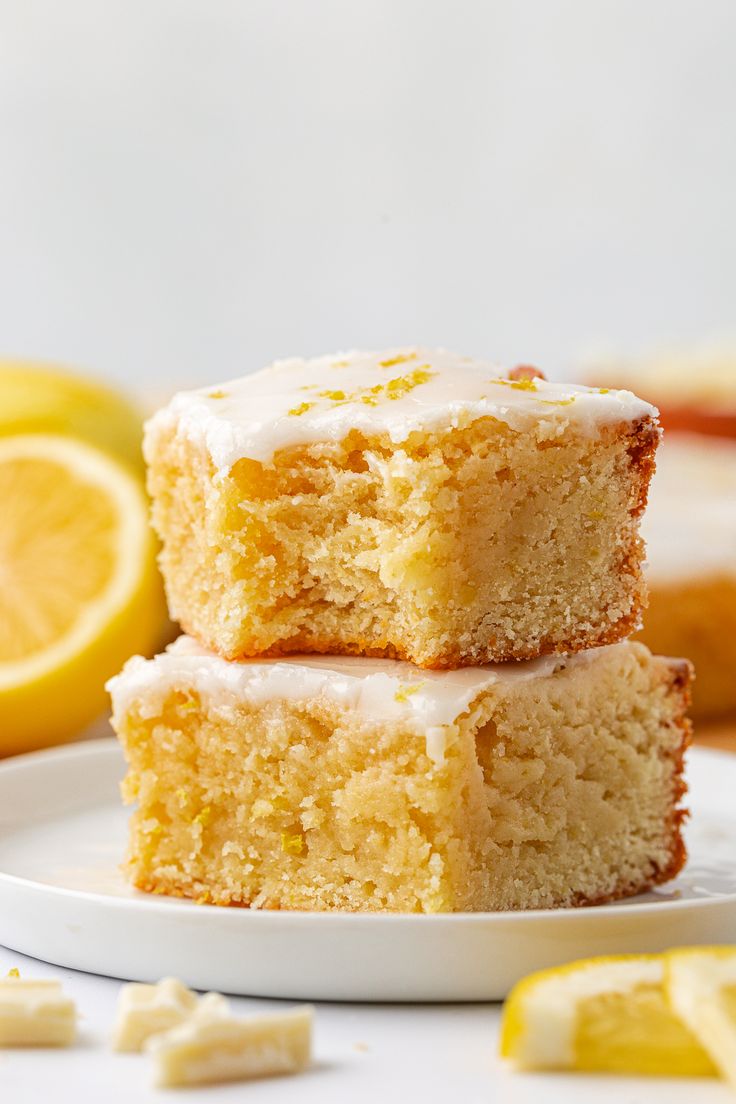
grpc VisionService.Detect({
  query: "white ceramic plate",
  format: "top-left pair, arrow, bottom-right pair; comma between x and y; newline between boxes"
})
0,739 -> 734,1002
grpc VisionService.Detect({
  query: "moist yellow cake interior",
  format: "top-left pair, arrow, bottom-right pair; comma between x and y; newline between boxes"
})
114,642 -> 687,913
149,415 -> 653,666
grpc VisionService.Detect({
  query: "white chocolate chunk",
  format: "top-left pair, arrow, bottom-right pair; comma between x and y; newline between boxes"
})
0,978 -> 76,1047
147,1004 -> 313,1088
111,977 -> 229,1052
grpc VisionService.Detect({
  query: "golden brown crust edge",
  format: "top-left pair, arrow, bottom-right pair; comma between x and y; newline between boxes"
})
627,414 -> 661,517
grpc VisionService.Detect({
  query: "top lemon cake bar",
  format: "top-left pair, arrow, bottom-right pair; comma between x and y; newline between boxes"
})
145,349 -> 659,667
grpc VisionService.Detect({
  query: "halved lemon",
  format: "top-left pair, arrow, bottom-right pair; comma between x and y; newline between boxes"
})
666,947 -> 736,1087
0,434 -> 165,755
0,361 -> 144,471
500,954 -> 716,1076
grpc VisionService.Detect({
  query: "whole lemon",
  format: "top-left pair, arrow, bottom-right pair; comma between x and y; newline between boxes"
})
0,360 -> 145,471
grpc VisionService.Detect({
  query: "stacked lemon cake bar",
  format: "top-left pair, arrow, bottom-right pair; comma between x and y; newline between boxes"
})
109,638 -> 688,912
109,348 -> 693,913
144,350 -> 658,666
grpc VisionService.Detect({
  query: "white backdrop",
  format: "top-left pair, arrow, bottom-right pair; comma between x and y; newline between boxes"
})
0,0 -> 734,390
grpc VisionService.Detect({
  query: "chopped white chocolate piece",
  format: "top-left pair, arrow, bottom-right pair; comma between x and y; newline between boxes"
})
111,976 -> 228,1052
148,1004 -> 313,1088
0,978 -> 76,1047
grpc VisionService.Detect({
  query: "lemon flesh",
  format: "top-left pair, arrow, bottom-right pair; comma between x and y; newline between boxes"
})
666,947 -> 736,1087
0,434 -> 165,755
500,954 -> 715,1076
0,361 -> 144,471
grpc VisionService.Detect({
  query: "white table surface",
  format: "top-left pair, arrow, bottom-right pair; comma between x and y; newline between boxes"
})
0,944 -> 731,1104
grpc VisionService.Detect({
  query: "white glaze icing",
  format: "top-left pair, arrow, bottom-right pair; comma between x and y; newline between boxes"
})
108,636 -> 624,765
144,348 -> 655,472
642,434 -> 736,583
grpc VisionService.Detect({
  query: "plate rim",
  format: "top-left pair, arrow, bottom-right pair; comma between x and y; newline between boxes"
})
1,736 -> 734,926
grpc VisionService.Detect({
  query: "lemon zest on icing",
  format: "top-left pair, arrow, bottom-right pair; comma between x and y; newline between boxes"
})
317,389 -> 347,401
379,353 -> 418,368
296,368 -> 436,411
491,377 -> 538,392
394,681 -> 426,703
385,368 -> 434,399
287,401 -> 316,417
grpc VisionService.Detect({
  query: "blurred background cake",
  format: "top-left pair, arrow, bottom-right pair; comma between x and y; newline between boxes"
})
585,346 -> 736,438
586,348 -> 736,725
637,434 -> 736,720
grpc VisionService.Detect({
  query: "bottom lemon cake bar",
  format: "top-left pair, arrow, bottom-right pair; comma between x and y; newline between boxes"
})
108,638 -> 691,913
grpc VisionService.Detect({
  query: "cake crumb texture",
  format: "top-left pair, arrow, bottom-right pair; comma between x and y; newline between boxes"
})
147,410 -> 658,667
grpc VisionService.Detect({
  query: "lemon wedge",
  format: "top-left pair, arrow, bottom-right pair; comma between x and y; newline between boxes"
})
666,947 -> 736,1087
500,954 -> 716,1076
0,361 -> 144,471
0,434 -> 165,755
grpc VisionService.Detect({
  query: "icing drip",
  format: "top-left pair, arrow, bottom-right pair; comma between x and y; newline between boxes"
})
108,636 -> 624,765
